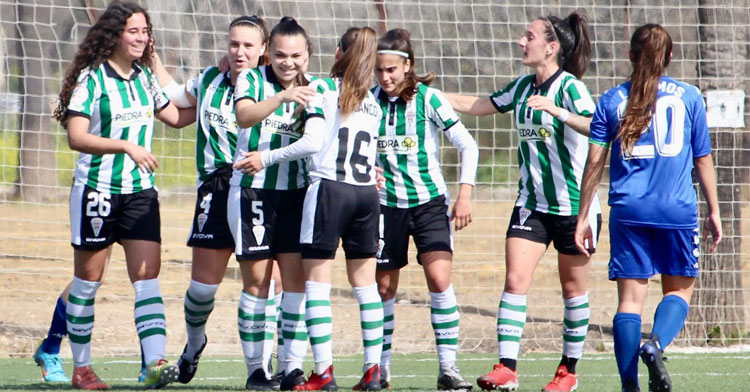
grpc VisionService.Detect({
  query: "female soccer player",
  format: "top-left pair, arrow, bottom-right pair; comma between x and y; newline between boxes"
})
574,24 -> 721,392
241,26 -> 384,391
372,28 -> 478,391
230,16 -> 316,391
151,14 -> 274,387
445,12 -> 598,392
52,1 -> 193,389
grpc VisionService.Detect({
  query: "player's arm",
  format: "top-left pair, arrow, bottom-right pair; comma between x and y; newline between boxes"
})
156,102 -> 196,129
525,95 -> 592,136
574,142 -> 608,257
151,51 -> 197,109
67,115 -> 158,173
443,93 -> 497,116
443,122 -> 478,231
694,153 -> 721,252
234,86 -> 316,129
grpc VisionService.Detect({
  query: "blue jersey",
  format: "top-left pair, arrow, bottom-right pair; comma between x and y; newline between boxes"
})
589,76 -> 712,228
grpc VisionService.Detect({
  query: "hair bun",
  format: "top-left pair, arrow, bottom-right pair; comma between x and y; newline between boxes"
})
279,16 -> 298,25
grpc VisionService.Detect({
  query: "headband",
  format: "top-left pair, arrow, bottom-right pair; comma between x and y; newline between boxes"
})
230,16 -> 265,40
377,50 -> 409,58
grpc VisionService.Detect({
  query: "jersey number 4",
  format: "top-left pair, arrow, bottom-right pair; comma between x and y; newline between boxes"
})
336,127 -> 372,183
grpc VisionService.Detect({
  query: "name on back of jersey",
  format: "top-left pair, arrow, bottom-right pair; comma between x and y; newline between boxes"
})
378,135 -> 418,155
355,101 -> 381,118
518,125 -> 552,141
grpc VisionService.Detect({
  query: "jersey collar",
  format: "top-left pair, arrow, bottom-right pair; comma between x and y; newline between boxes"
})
103,61 -> 142,81
532,68 -> 563,94
376,87 -> 406,104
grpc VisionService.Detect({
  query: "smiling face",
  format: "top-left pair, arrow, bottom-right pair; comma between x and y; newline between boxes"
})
269,33 -> 309,87
114,12 -> 149,62
518,19 -> 556,68
374,53 -> 411,97
228,25 -> 266,73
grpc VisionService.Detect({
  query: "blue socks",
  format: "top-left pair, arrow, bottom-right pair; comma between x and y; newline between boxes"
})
613,312 -> 641,387
651,295 -> 689,349
40,297 -> 68,354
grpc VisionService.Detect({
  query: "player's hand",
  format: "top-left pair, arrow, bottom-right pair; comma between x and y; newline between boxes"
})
234,151 -> 264,175
703,212 -> 722,252
525,95 -> 562,117
279,86 -> 316,106
574,218 -> 594,257
125,143 -> 159,174
374,166 -> 385,190
450,197 -> 472,231
218,55 -> 230,73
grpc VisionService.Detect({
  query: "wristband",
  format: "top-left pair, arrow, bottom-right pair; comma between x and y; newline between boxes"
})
556,109 -> 570,123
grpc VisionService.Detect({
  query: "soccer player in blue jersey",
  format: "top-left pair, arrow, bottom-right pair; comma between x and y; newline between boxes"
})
574,24 -> 721,392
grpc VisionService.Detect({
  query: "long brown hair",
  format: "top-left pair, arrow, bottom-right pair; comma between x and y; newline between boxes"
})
377,28 -> 435,101
617,24 -> 672,154
54,1 -> 153,126
229,15 -> 270,66
331,27 -> 377,117
540,12 -> 591,79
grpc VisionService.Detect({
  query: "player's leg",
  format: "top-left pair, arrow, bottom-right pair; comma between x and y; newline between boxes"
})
375,204 -> 409,389
301,257 -> 339,390
239,258 -> 279,391
35,282 -> 73,382
478,208 -> 548,391
609,223 -> 653,391
268,261 -> 284,380
179,171 -> 235,383
276,252 -> 308,390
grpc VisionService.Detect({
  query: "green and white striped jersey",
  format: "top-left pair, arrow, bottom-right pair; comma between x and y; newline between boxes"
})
67,62 -> 169,194
185,66 -> 238,184
372,83 -> 471,208
231,66 -> 308,190
490,69 -> 600,216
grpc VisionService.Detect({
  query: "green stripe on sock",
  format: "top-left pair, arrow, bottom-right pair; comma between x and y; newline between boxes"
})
282,331 -> 309,340
186,319 -> 207,328
565,303 -> 589,310
498,334 -> 521,342
563,318 -> 590,329
282,312 -> 305,322
306,300 -> 330,308
186,292 -> 214,306
239,331 -> 266,342
499,302 -> 526,312
384,328 -> 394,335
432,320 -> 459,329
563,334 -> 586,343
185,306 -> 213,317
68,295 -> 95,306
431,306 -> 458,315
360,302 -> 383,311
238,308 -> 266,321
138,328 -> 166,340
66,314 -> 94,324
135,313 -> 165,324
68,332 -> 91,344
306,317 -> 332,326
436,338 -> 458,345
383,343 -> 391,351
498,318 -> 525,328
361,320 -> 384,330
309,334 -> 332,345
384,314 -> 394,322
135,297 -> 163,308
363,337 -> 383,347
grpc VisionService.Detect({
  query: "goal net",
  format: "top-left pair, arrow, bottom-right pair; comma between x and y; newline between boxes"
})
0,0 -> 748,359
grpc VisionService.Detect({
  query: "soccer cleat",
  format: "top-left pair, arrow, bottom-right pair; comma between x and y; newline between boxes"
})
246,368 -> 281,391
541,365 -> 578,392
437,365 -> 473,390
144,359 -> 179,389
353,364 -> 381,391
476,363 -> 519,391
294,365 -> 338,391
138,367 -> 146,383
281,368 -> 307,391
177,335 -> 207,384
33,343 -> 70,382
379,365 -> 391,390
71,366 -> 110,390
639,335 -> 671,392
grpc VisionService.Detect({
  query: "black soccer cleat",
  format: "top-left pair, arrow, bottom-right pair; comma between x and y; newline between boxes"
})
639,334 -> 671,392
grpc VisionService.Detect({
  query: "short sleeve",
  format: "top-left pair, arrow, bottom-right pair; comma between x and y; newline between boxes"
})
489,76 -> 521,114
147,71 -> 170,109
426,88 -> 460,130
234,68 -> 259,103
185,73 -> 200,98
563,78 -> 596,116
67,70 -> 98,117
690,87 -> 712,158
305,78 -> 331,119
589,92 -> 614,148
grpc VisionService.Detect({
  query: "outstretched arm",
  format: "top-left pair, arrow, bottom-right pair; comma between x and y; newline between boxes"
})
574,143 -> 608,256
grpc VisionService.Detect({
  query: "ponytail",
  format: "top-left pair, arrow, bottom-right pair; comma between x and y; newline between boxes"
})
541,11 -> 591,79
617,24 -> 672,155
331,27 -> 377,117
376,28 -> 435,101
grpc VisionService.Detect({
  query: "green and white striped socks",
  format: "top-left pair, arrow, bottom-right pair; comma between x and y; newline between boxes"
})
305,281 -> 333,375
562,293 -> 590,359
281,291 -> 308,373
239,291 -> 267,375
431,285 -> 460,367
497,291 -> 527,361
354,284 -> 383,368
134,278 -> 167,364
380,297 -> 396,372
183,279 -> 217,358
67,277 -> 100,367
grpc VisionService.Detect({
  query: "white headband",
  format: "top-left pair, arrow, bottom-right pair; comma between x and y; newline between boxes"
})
377,50 -> 409,58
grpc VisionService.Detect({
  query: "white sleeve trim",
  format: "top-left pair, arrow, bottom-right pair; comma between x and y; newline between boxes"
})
261,116 -> 325,167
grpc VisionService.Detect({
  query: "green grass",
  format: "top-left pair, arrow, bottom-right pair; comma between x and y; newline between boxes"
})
1,352 -> 748,391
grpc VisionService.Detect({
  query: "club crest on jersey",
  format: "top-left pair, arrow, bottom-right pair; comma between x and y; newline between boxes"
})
197,213 -> 208,232
70,86 -> 89,108
378,135 -> 417,155
90,217 -> 104,237
252,225 -> 266,246
406,110 -> 416,127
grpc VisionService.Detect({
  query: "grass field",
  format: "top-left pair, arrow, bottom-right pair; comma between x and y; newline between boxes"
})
1,352 -> 749,391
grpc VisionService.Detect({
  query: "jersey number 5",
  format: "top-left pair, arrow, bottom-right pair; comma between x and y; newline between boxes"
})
336,127 -> 372,183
